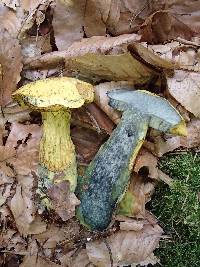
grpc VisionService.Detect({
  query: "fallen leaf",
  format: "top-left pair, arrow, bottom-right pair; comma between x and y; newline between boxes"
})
24,33 -> 141,68
10,174 -> 47,236
60,249 -> 95,267
48,181 -> 80,221
6,122 -> 42,175
86,223 -> 163,267
128,42 -> 174,70
167,70 -> 200,117
154,119 -> 200,156
53,0 -> 85,50
86,103 -> 115,134
84,0 -> 110,37
0,30 -> 22,106
140,10 -> 194,44
0,102 -> 30,128
117,173 -> 155,218
20,253 -> 60,267
94,81 -> 134,124
34,219 -> 80,249
71,126 -> 106,164
134,148 -> 158,179
0,1 -> 50,40
158,0 -> 200,34
116,215 -> 144,231
0,145 -> 16,177
72,103 -> 115,135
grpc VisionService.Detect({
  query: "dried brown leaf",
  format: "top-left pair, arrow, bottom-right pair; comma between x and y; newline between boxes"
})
94,81 -> 134,124
140,10 -> 194,44
128,42 -> 174,70
84,0 -> 110,37
71,126 -> 105,164
20,254 -> 60,267
48,181 -> 80,221
0,30 -> 22,106
60,249 -> 95,267
118,173 -> 155,218
0,103 -> 30,127
134,148 -> 158,179
167,70 -> 200,117
116,215 -> 144,231
72,103 -> 115,135
53,0 -> 85,50
24,34 -> 141,68
154,0 -> 200,34
35,220 -> 80,249
10,174 -> 46,236
86,223 -> 163,267
154,119 -> 200,156
6,122 -> 41,175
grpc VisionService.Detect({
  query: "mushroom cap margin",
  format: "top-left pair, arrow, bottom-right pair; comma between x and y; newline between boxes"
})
12,77 -> 94,111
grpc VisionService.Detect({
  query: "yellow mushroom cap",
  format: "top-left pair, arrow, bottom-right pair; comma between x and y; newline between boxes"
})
12,77 -> 94,111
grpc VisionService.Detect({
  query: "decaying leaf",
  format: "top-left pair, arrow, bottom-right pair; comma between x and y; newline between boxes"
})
10,175 -> 47,236
24,33 -> 141,68
0,102 -> 30,128
140,10 -> 194,44
116,215 -> 144,231
48,181 -> 80,221
72,103 -> 115,135
0,30 -> 22,106
60,249 -> 95,267
86,223 -> 163,267
94,81 -> 134,124
167,70 -> 200,117
128,42 -> 174,70
0,145 -> 16,177
71,126 -> 105,164
134,148 -> 158,179
34,219 -> 80,249
117,173 -> 155,218
153,119 -> 200,156
157,0 -> 200,34
53,0 -> 85,50
6,122 -> 41,175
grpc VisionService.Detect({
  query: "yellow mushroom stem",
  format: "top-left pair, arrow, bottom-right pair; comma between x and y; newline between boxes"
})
39,109 -> 77,191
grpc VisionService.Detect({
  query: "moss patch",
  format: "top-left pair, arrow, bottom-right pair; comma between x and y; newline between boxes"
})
151,152 -> 200,267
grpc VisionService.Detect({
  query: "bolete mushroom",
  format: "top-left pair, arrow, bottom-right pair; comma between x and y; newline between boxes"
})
76,90 -> 187,231
12,77 -> 94,194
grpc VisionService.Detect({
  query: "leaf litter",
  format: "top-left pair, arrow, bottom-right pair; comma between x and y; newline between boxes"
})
0,1 -> 200,266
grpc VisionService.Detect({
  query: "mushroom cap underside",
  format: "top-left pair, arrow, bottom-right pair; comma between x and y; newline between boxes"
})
12,77 -> 94,111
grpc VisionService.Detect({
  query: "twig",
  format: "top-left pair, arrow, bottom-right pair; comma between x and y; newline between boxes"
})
103,238 -> 113,267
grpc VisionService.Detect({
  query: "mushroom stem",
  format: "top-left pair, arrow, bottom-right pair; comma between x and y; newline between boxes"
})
39,110 -> 77,191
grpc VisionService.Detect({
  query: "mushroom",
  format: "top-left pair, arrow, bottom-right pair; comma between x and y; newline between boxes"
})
12,77 -> 94,194
76,90 -> 187,231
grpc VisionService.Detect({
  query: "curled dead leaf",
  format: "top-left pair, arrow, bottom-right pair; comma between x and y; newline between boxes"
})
167,70 -> 200,117
140,10 -> 194,44
0,30 -> 22,106
71,126 -> 106,164
86,223 -> 163,267
6,122 -> 41,175
94,81 -> 134,124
24,34 -> 141,68
153,119 -> 200,156
48,181 -> 80,221
53,0 -> 85,50
60,249 -> 95,267
10,175 -> 47,236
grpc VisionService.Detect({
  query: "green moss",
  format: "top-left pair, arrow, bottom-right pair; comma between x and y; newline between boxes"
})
151,152 -> 200,267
